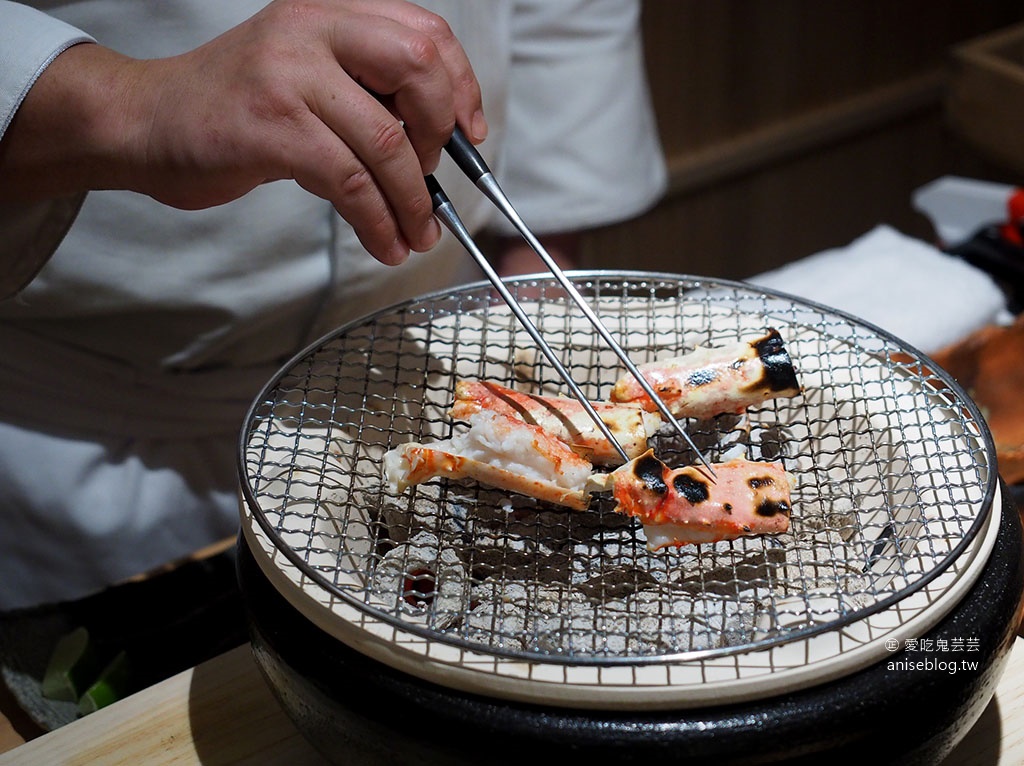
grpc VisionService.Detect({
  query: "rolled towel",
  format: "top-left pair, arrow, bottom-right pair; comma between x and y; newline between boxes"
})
747,225 -> 1009,354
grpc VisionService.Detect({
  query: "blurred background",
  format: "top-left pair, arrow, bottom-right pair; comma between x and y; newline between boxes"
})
581,1 -> 1024,278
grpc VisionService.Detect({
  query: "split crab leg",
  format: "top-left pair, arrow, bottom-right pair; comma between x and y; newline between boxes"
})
610,328 -> 802,420
449,380 -> 662,466
384,410 -> 595,511
591,449 -> 795,550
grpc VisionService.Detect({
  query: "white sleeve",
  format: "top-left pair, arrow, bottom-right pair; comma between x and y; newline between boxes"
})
493,0 -> 667,236
0,1 -> 94,299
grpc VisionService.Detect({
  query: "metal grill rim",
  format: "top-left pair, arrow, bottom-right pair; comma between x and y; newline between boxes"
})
237,271 -> 997,667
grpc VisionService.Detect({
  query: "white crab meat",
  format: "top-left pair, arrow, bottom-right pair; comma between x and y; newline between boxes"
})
610,328 -> 802,420
384,409 -> 595,510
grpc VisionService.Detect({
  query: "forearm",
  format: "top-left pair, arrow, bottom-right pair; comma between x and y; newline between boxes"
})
0,2 -> 99,298
0,0 -> 489,267
0,42 -> 145,203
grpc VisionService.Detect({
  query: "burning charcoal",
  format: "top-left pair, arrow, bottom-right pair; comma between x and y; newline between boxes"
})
464,582 -> 530,649
373,479 -> 447,545
663,540 -> 787,598
571,546 -> 661,600
772,520 -> 867,598
376,495 -> 416,545
625,590 -> 764,652
752,589 -> 875,642
528,593 -> 606,655
797,494 -> 858,541
370,532 -> 470,628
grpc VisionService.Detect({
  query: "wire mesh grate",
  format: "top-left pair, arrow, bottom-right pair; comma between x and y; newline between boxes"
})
239,273 -> 995,666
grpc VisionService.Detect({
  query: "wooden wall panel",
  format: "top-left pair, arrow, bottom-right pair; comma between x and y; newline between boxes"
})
586,106 -> 959,279
582,2 -> 1024,279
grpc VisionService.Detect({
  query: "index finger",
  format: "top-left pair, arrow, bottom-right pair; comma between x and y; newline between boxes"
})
398,5 -> 487,143
326,16 -> 455,173
345,0 -> 487,144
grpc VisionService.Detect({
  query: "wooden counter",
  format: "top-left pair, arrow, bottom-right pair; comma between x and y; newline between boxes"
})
2,638 -> 1024,765
0,645 -> 327,765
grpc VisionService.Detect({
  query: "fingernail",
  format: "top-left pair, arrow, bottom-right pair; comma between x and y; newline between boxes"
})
420,217 -> 441,252
471,109 -> 488,142
386,238 -> 410,265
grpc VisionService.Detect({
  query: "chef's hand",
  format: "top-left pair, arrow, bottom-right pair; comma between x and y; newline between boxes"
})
0,0 -> 487,265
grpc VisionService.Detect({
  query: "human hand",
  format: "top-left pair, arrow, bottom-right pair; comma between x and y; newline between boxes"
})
0,0 -> 487,265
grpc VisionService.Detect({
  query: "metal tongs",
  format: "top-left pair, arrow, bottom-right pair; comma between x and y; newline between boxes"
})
428,127 -> 716,477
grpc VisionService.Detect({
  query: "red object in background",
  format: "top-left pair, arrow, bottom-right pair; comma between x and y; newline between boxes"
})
945,186 -> 1024,313
935,187 -> 1024,486
999,188 -> 1024,247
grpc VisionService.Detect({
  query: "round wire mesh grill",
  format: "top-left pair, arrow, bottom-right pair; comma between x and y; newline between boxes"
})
238,272 -> 996,667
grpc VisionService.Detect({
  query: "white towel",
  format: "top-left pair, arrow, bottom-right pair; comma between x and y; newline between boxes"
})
747,225 -> 1009,354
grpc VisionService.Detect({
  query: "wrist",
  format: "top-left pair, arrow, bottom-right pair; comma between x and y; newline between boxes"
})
0,42 -> 149,201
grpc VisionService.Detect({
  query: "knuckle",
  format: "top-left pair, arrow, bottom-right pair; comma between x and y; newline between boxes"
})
400,31 -> 442,73
271,0 -> 324,26
416,13 -> 455,46
336,165 -> 376,202
451,65 -> 477,95
369,118 -> 410,159
246,88 -> 309,142
405,184 -> 434,221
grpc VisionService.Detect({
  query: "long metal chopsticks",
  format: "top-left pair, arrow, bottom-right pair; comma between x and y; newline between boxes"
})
429,128 -> 716,476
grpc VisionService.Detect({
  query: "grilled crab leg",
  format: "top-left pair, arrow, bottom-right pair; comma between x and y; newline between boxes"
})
384,409 -> 595,511
449,380 -> 662,466
591,449 -> 794,550
610,328 -> 802,420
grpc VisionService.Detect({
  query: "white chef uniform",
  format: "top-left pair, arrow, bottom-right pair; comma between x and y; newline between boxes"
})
0,0 -> 666,609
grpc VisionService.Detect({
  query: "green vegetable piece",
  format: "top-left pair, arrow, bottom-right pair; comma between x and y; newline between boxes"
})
41,627 -> 99,702
77,650 -> 131,717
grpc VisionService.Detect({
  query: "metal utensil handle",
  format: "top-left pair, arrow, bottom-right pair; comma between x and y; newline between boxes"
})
443,129 -> 717,477
425,175 -> 631,464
